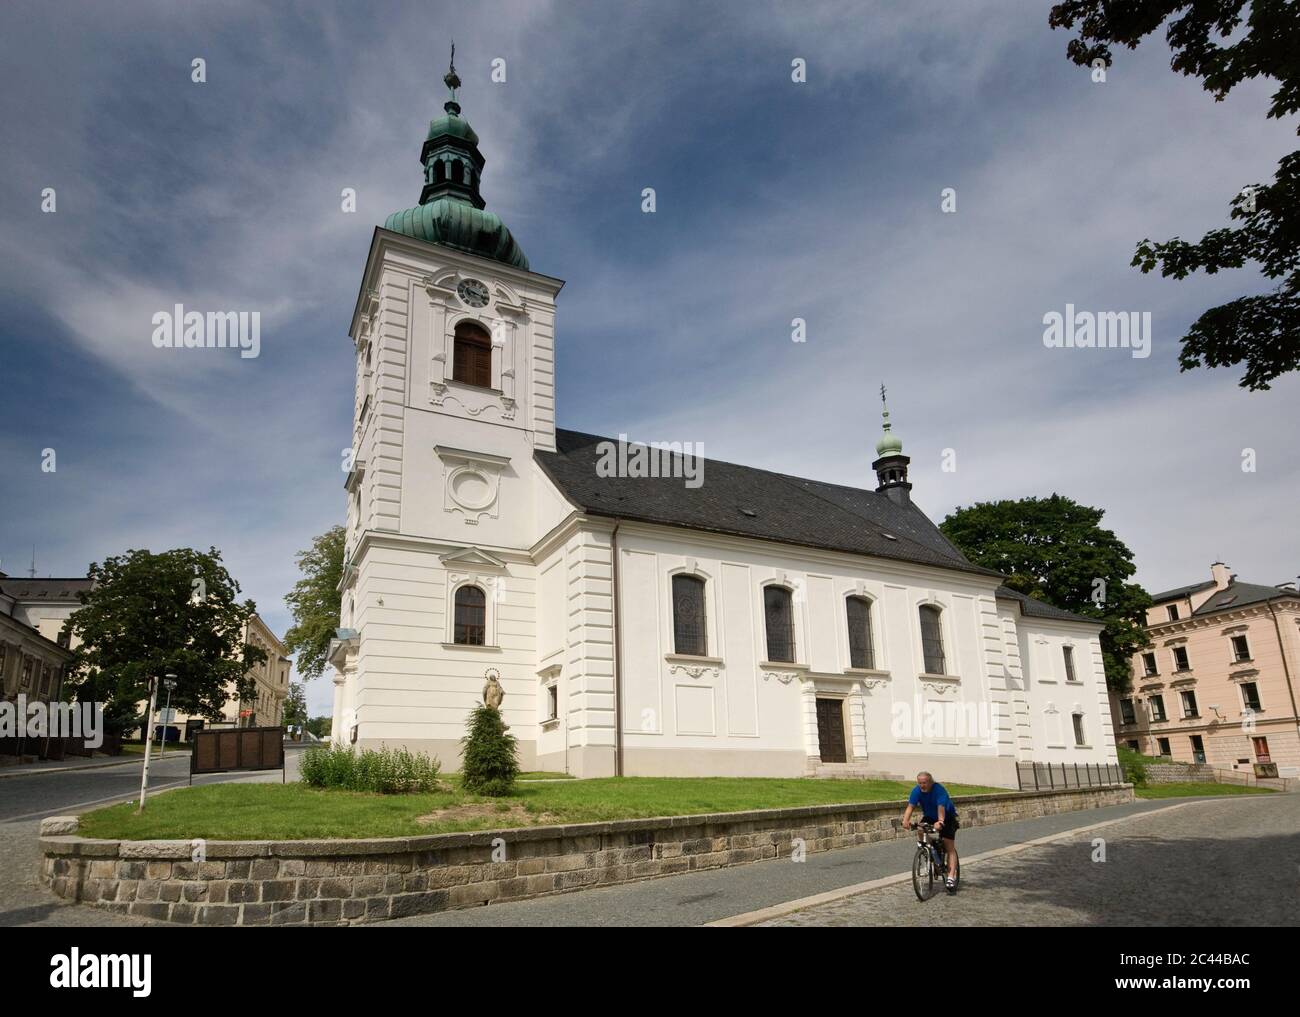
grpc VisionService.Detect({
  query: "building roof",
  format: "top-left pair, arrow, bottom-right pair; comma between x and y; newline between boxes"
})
0,577 -> 94,601
1149,579 -> 1215,602
535,429 -> 1003,580
1192,580 -> 1296,616
994,586 -> 1097,625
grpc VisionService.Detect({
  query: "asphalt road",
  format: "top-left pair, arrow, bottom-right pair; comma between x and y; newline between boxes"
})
0,748 -> 302,927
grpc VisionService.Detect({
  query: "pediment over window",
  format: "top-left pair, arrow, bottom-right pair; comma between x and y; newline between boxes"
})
439,546 -> 508,571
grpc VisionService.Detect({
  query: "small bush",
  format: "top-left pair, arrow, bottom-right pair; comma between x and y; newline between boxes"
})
299,744 -> 441,794
1117,746 -> 1148,787
461,705 -> 519,797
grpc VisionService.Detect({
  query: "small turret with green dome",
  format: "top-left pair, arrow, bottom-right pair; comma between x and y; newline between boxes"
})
872,385 -> 912,506
383,45 -> 529,270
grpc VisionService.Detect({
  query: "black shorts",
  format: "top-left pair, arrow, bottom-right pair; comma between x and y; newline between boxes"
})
928,815 -> 958,841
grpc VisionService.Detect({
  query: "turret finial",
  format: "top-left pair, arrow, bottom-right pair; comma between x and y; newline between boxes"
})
443,41 -> 462,114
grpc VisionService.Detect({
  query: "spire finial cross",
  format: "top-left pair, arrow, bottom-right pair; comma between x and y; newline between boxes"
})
880,383 -> 891,431
443,41 -> 461,99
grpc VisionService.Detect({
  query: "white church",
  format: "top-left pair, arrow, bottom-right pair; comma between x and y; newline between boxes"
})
328,69 -> 1120,786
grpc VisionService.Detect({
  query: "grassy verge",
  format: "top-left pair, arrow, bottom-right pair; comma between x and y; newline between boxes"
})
1134,782 -> 1275,799
77,776 -> 1003,841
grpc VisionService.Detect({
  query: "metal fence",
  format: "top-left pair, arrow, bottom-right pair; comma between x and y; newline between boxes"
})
1016,761 -> 1125,791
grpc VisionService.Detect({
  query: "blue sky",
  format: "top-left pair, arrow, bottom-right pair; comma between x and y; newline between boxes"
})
2,1 -> 1296,716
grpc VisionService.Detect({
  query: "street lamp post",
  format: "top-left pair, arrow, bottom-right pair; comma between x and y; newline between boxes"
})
159,676 -> 177,757
137,676 -> 160,813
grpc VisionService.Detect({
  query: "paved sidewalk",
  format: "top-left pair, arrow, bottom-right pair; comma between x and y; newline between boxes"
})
0,755 -> 145,779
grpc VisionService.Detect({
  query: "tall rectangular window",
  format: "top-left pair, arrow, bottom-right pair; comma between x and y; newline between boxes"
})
764,586 -> 795,663
1120,698 -> 1136,725
1241,682 -> 1262,712
1072,713 -> 1086,746
1172,646 -> 1190,671
1141,652 -> 1157,676
1062,645 -> 1077,682
671,574 -> 707,657
1149,694 -> 1166,722
1180,690 -> 1198,718
1167,604 -> 1180,621
846,596 -> 875,670
919,605 -> 945,675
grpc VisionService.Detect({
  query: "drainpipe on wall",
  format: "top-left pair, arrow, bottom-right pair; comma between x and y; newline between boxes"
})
1267,600 -> 1300,732
611,521 -> 623,778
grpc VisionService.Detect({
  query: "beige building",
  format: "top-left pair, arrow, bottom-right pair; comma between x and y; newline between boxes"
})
1110,562 -> 1300,778
0,574 -> 81,760
160,614 -> 290,736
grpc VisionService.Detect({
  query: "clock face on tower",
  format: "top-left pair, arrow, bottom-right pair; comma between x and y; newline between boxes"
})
457,278 -> 490,308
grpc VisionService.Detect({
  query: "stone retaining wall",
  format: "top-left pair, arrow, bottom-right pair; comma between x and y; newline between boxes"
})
1144,762 -> 1216,784
41,785 -> 1133,926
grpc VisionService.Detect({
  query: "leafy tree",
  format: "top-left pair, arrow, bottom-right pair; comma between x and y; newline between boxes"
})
460,705 -> 519,797
283,525 -> 345,680
940,495 -> 1151,693
65,547 -> 266,736
1049,1 -> 1300,390
282,682 -> 308,729
305,715 -> 332,739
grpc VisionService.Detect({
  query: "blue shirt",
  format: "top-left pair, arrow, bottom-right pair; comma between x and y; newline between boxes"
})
908,782 -> 956,822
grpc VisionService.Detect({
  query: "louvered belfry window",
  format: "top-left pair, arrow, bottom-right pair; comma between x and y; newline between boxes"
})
452,321 -> 493,388
764,586 -> 795,663
672,574 -> 707,656
846,596 -> 875,669
454,585 -> 486,645
919,604 -> 946,675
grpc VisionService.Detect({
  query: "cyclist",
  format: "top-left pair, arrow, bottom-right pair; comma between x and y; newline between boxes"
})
901,770 -> 959,892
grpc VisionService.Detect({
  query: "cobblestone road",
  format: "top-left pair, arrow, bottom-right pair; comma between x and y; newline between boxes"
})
760,793 -> 1299,926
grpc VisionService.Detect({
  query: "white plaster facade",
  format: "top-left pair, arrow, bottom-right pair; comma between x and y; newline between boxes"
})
328,228 -> 1119,787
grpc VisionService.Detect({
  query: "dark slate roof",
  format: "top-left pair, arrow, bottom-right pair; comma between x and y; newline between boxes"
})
1150,579 -> 1215,602
0,577 -> 94,601
535,430 -> 1002,579
994,586 -> 1098,625
1192,580 -> 1295,616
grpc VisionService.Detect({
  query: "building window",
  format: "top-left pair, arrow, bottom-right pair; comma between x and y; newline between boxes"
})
918,605 -> 946,675
1148,694 -> 1166,722
763,586 -> 795,663
452,321 -> 493,388
0,643 -> 7,680
845,596 -> 875,670
1126,739 -> 1139,752
1167,604 -> 1179,621
1172,646 -> 1190,672
1119,698 -> 1136,725
1180,690 -> 1198,718
1062,645 -> 1077,683
19,656 -> 33,690
1231,634 -> 1251,662
546,684 -> 558,722
1157,736 -> 1171,757
1252,736 -> 1270,763
1240,682 -> 1262,712
671,574 -> 707,656
1141,652 -> 1157,676
1072,713 -> 1086,746
1190,734 -> 1206,764
453,585 -> 486,645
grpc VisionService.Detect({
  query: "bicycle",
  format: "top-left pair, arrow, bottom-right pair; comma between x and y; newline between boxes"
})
911,821 -> 960,901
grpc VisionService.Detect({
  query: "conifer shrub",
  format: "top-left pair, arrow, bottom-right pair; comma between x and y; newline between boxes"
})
460,704 -> 519,797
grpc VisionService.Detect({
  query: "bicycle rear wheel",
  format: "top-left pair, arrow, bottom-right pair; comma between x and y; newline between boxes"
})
912,847 -> 933,901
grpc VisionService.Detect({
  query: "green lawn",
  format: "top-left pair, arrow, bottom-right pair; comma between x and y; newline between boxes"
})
77,776 -> 1003,841
1135,781 -> 1276,799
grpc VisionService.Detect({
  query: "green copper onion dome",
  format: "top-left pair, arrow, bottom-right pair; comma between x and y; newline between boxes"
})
876,387 -> 903,457
383,49 -> 529,270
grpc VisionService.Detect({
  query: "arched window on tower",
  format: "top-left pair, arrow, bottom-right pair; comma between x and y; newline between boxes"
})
454,585 -> 486,645
435,160 -> 446,183
452,321 -> 493,388
451,161 -> 464,185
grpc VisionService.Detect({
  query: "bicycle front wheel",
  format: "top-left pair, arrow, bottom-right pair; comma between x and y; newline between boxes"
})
912,847 -> 933,901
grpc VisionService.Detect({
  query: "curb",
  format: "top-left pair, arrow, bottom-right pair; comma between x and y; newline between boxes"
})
0,756 -> 145,779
